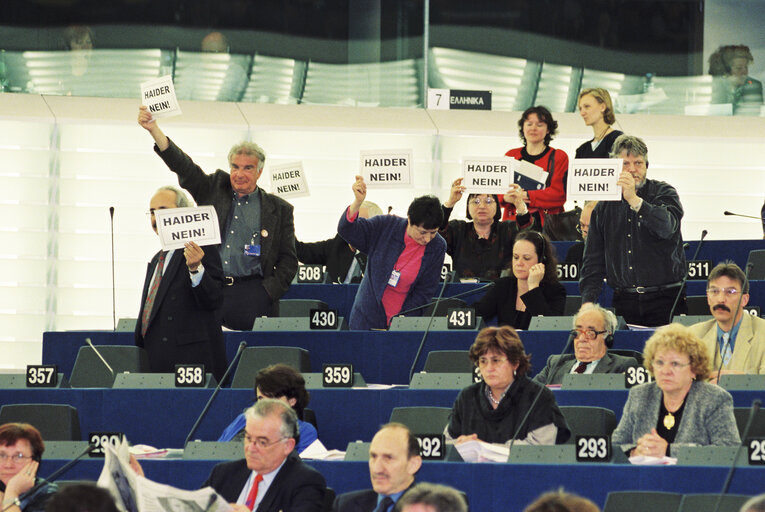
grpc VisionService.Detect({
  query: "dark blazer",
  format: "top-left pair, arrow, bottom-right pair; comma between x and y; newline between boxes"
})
134,247 -> 226,381
332,489 -> 378,512
533,352 -> 639,385
155,138 -> 297,300
473,275 -> 566,330
202,453 -> 326,512
296,234 -> 366,284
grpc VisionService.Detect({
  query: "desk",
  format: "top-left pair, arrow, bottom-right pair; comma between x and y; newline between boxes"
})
39,458 -> 765,512
43,330 -> 656,385
3,387 -> 764,451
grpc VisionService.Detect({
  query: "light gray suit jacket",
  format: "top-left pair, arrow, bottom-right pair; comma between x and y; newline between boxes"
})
611,380 -> 740,453
533,352 -> 639,385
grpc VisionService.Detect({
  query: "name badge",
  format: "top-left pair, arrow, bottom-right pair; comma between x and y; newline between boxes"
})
388,269 -> 401,287
244,244 -> 261,256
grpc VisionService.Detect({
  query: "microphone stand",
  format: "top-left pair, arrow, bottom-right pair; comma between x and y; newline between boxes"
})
668,229 -> 707,324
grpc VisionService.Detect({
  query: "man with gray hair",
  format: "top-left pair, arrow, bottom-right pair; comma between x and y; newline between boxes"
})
135,186 -> 226,380
202,399 -> 327,512
533,304 -> 638,385
394,483 -> 467,512
296,201 -> 383,283
579,134 -> 687,326
138,107 -> 297,330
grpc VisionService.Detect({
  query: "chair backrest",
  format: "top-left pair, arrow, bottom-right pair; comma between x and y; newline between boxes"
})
733,407 -> 765,440
685,295 -> 711,315
748,249 -> 765,280
603,491 -> 683,512
423,298 -> 468,316
69,345 -> 150,388
302,408 -> 318,430
231,347 -> 311,388
608,349 -> 644,365
558,406 -> 616,443
423,351 -> 473,373
278,299 -> 329,317
564,295 -> 582,316
0,404 -> 81,441
389,407 -> 451,435
678,494 -> 751,512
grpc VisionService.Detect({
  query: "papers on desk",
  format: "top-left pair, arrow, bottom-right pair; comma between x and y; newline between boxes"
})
629,455 -> 677,465
99,438 -> 231,512
129,445 -> 183,459
299,439 -> 346,460
454,440 -> 509,463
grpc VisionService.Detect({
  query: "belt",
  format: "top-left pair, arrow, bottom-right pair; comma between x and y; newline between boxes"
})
224,275 -> 260,286
615,282 -> 684,294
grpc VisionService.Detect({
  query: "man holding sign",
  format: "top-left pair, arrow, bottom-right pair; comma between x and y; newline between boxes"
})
138,106 -> 297,330
579,134 -> 686,326
135,186 -> 226,380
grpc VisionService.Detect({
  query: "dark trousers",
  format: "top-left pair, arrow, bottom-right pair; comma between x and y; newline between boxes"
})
221,276 -> 273,330
612,287 -> 687,327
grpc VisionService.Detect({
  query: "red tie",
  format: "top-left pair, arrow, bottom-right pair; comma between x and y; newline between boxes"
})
574,361 -> 589,374
245,474 -> 264,511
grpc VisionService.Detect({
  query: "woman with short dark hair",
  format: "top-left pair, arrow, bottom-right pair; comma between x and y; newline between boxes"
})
446,326 -> 570,446
0,423 -> 57,512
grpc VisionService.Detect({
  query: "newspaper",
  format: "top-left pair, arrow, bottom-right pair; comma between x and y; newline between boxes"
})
98,439 -> 231,512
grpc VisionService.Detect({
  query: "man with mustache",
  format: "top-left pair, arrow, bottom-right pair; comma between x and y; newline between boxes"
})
689,262 -> 765,383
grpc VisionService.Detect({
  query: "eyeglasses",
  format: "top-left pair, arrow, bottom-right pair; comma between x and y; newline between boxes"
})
477,356 -> 508,367
470,197 -> 495,206
706,287 -> 740,298
653,359 -> 691,370
575,222 -> 589,235
570,328 -> 607,341
244,434 -> 288,450
0,453 -> 33,463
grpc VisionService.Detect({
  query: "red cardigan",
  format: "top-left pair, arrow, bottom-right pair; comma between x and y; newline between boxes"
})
499,146 -> 569,222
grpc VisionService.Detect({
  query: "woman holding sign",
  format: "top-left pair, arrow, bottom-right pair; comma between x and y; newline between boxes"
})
575,88 -> 623,159
439,178 -> 536,280
473,230 -> 566,330
446,326 -> 570,446
338,176 -> 446,330
499,106 -> 569,227
612,324 -> 739,457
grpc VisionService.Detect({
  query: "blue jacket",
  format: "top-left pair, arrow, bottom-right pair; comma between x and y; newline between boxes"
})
217,413 -> 318,453
338,212 -> 446,330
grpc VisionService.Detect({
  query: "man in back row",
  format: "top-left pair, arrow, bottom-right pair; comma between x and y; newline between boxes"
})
138,106 -> 297,330
690,261 -> 765,383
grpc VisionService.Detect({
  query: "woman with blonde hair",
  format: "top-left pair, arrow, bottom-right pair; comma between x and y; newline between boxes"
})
575,88 -> 623,159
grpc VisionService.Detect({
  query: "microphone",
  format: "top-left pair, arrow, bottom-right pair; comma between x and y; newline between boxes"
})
668,229 -> 707,324
109,206 -> 116,331
408,271 -> 455,383
711,399 -> 762,512
396,280 -> 495,317
7,444 -> 97,512
86,337 -> 115,381
723,210 -> 761,220
715,262 -> 753,383
508,329 -> 577,452
184,341 -> 248,447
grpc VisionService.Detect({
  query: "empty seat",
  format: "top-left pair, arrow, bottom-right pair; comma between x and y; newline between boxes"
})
685,296 -> 710,315
278,299 -> 329,317
748,250 -> 765,280
389,407 -> 451,435
678,494 -> 750,512
69,345 -> 150,388
564,296 -> 582,316
733,406 -> 765,440
603,491 -> 682,512
231,347 -> 311,388
559,406 -> 616,443
423,351 -> 473,373
0,404 -> 81,441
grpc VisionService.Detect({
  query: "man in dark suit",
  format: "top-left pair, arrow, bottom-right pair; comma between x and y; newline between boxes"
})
296,201 -> 381,283
333,423 -> 422,512
135,186 -> 226,381
534,304 -> 638,385
138,106 -> 297,330
202,399 -> 326,512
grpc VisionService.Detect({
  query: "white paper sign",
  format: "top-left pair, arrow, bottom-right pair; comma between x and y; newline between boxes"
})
461,157 -> 514,193
360,150 -> 412,188
140,75 -> 182,119
270,161 -> 309,198
154,206 -> 221,251
567,158 -> 623,201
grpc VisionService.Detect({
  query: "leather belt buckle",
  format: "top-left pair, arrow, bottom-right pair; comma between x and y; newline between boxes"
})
225,276 -> 235,286
635,286 -> 648,294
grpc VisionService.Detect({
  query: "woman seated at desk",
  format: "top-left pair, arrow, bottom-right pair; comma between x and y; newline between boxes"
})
473,230 -> 566,329
446,326 -> 570,446
612,324 -> 740,457
0,423 -> 56,512
439,178 -> 535,280
218,364 -> 318,453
